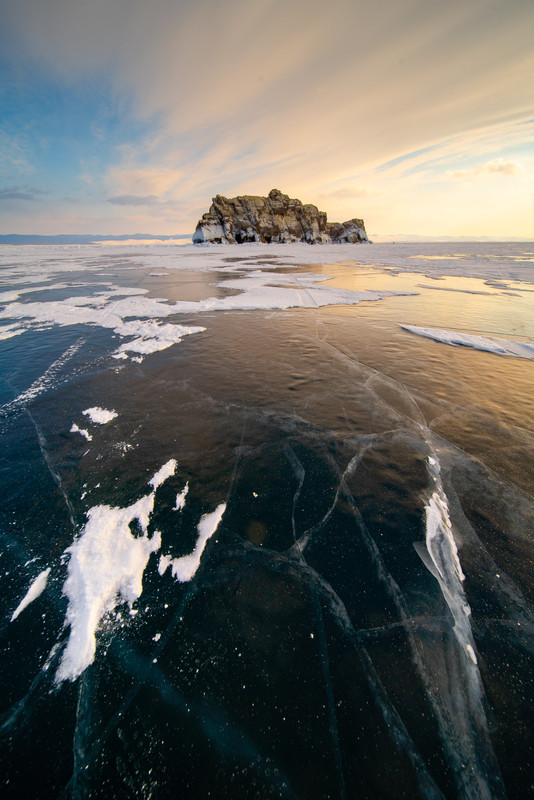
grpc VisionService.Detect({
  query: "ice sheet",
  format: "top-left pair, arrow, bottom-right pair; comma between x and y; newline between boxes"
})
0,264 -> 406,361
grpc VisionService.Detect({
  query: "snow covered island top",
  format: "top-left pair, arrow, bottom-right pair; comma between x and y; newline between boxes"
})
192,188 -> 368,245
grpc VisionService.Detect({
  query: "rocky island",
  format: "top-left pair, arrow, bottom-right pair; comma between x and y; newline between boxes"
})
192,188 -> 368,244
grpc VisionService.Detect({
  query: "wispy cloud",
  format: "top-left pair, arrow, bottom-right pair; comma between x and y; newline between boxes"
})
108,194 -> 159,206
0,186 -> 48,202
0,131 -> 34,178
1,0 -> 533,235
446,158 -> 522,181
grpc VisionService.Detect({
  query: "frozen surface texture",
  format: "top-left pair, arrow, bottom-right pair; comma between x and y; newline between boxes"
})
1,241 -> 534,799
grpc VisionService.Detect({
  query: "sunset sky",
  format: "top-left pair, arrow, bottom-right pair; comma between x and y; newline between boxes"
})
1,0 -> 533,239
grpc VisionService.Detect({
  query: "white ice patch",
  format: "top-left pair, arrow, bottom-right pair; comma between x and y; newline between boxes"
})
0,261 -> 405,362
150,458 -> 178,489
174,482 -> 189,511
0,290 -> 21,303
466,644 -> 478,664
425,487 -> 465,584
113,320 -> 204,356
11,568 -> 51,621
55,459 -> 177,683
423,455 -> 482,670
0,292 -> 205,360
158,503 -> 226,583
83,406 -> 117,425
71,423 -> 92,441
402,325 -> 534,359
0,323 -> 25,340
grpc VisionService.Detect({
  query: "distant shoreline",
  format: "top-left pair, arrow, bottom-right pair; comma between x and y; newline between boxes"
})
1,234 -> 532,245
0,233 -> 191,245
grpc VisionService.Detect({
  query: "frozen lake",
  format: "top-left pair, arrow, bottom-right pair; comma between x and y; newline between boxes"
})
1,241 -> 534,798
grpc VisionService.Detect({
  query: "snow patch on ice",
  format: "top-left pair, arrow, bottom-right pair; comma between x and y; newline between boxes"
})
0,292 -> 206,360
174,482 -> 189,511
0,323 -> 25,340
158,503 -> 226,583
150,458 -> 178,489
83,407 -> 118,425
11,568 -> 51,621
0,264 -> 405,361
0,290 -> 21,303
55,459 -> 177,683
113,320 -> 204,356
71,422 -> 92,441
402,325 -> 534,359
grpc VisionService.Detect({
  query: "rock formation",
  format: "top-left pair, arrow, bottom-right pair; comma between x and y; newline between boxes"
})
192,189 -> 368,244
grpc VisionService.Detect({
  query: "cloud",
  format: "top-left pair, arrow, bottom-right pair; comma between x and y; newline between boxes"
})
1,0 -> 533,236
0,186 -> 48,201
446,158 -> 523,181
105,165 -> 183,198
319,186 -> 383,202
108,194 -> 159,206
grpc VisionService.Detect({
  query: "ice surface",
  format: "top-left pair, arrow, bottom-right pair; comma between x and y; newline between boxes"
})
83,407 -> 118,425
56,459 -> 177,683
0,260 -> 406,361
402,325 -> 534,359
1,241 -> 533,796
0,339 -> 85,417
3,242 -> 531,370
10,568 -> 51,621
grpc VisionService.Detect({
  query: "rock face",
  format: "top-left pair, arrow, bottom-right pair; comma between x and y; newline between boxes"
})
192,189 -> 368,244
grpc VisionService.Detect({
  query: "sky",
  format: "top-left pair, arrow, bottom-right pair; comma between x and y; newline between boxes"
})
0,0 -> 533,239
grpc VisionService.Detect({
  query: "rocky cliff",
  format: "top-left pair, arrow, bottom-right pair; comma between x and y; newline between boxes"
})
192,189 -> 368,244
